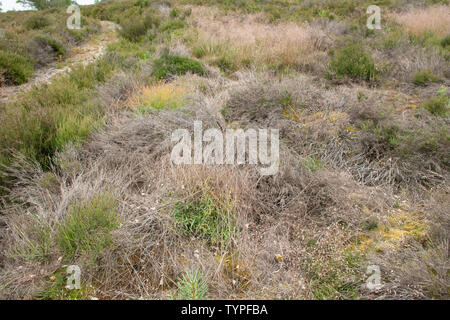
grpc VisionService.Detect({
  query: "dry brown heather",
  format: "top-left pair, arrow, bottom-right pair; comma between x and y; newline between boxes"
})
0,1 -> 449,300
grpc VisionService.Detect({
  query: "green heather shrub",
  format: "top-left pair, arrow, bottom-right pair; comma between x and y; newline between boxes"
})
152,52 -> 206,79
160,19 -> 186,33
329,43 -> 379,81
143,12 -> 161,29
441,35 -> 450,47
0,50 -> 34,85
56,192 -> 120,262
422,86 -> 449,117
119,13 -> 160,42
25,14 -> 51,30
119,19 -> 148,42
413,69 -> 439,86
423,96 -> 449,117
375,124 -> 402,148
34,35 -> 66,57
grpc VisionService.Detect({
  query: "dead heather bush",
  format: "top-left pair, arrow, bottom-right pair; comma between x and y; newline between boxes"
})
222,78 -> 288,127
97,71 -> 140,110
390,5 -> 450,37
0,107 -> 379,299
368,240 -> 449,299
271,78 -> 450,188
375,45 -> 448,82
220,71 -> 352,128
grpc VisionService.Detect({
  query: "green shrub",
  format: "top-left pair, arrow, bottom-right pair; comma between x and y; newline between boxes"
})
0,50 -> 34,85
329,43 -> 379,82
56,192 -> 120,262
423,96 -> 449,117
119,13 -> 160,42
375,125 -> 401,148
169,8 -> 179,18
441,35 -> 450,47
119,19 -> 148,42
25,14 -> 51,30
34,35 -> 66,57
143,12 -> 161,29
413,69 -> 439,86
160,19 -> 186,33
152,52 -> 206,79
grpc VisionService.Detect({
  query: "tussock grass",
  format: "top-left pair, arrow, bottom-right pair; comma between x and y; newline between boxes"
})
173,184 -> 237,247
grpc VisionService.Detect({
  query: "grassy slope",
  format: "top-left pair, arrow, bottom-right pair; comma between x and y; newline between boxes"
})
0,7 -> 101,85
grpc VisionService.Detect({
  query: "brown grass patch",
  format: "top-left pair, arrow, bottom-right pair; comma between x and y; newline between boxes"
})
391,5 -> 450,37
187,7 -> 330,72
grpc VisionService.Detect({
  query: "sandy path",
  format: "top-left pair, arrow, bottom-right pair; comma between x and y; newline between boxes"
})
0,21 -> 119,103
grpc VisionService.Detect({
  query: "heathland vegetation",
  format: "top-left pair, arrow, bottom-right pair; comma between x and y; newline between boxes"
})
0,0 -> 448,300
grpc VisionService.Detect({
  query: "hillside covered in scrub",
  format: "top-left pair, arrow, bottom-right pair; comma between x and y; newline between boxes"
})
0,0 -> 449,300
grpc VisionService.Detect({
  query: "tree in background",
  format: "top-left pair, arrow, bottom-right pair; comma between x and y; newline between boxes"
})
17,0 -> 73,10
